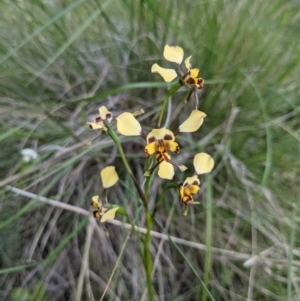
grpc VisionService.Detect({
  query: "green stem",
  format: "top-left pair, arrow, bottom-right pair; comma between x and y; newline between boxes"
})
157,83 -> 181,127
106,124 -> 148,208
106,123 -> 155,298
144,158 -> 152,199
144,209 -> 154,301
202,174 -> 213,301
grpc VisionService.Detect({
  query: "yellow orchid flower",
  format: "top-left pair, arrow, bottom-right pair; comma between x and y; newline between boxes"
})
145,128 -> 179,159
151,45 -> 204,89
116,111 -> 208,179
180,175 -> 201,204
145,129 -> 187,179
180,153 -> 214,205
91,195 -> 119,223
87,106 -> 112,130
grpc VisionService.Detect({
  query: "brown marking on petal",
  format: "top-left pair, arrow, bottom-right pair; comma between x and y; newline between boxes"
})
192,180 -> 199,185
156,153 -> 164,162
197,78 -> 204,89
157,139 -> 164,146
106,113 -> 112,120
182,71 -> 190,83
183,182 -> 188,187
157,145 -> 166,155
88,124 -> 93,129
148,136 -> 155,143
182,195 -> 193,204
93,210 -> 101,218
164,134 -> 173,140
144,149 -> 150,157
185,77 -> 196,85
185,198 -> 194,204
95,116 -> 102,123
175,145 -> 179,153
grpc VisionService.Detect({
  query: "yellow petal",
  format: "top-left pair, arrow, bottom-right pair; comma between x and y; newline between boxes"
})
91,195 -> 101,208
163,45 -> 184,64
164,140 -> 179,153
116,112 -> 142,136
183,175 -> 200,186
193,153 -> 214,175
158,161 -> 174,180
145,141 -> 157,157
99,106 -> 112,122
100,166 -> 119,188
190,68 -> 199,78
87,122 -> 104,130
147,128 -> 174,142
180,187 -> 185,199
151,63 -> 177,82
184,55 -> 192,69
100,207 -> 119,223
179,110 -> 206,133
188,185 -> 200,194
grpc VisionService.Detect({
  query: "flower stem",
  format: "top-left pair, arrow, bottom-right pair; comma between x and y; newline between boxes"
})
202,174 -> 213,301
144,209 -> 154,301
157,82 -> 181,127
106,124 -> 155,299
106,124 -> 148,208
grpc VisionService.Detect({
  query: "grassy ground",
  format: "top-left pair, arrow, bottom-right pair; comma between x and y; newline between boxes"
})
1,0 -> 300,300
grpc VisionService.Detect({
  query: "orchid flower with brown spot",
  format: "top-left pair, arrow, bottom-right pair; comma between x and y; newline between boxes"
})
180,153 -> 214,214
116,110 -> 206,180
91,195 -> 119,223
151,45 -> 204,89
91,166 -> 119,222
87,106 -> 113,131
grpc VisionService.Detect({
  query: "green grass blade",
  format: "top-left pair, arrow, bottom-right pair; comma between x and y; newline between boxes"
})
0,263 -> 37,275
0,0 -> 87,64
26,0 -> 113,85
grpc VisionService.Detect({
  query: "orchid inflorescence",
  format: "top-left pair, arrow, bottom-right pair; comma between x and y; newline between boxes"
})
151,45 -> 204,106
88,44 -> 214,221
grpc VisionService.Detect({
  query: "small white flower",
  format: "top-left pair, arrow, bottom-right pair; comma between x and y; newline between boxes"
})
21,148 -> 38,163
